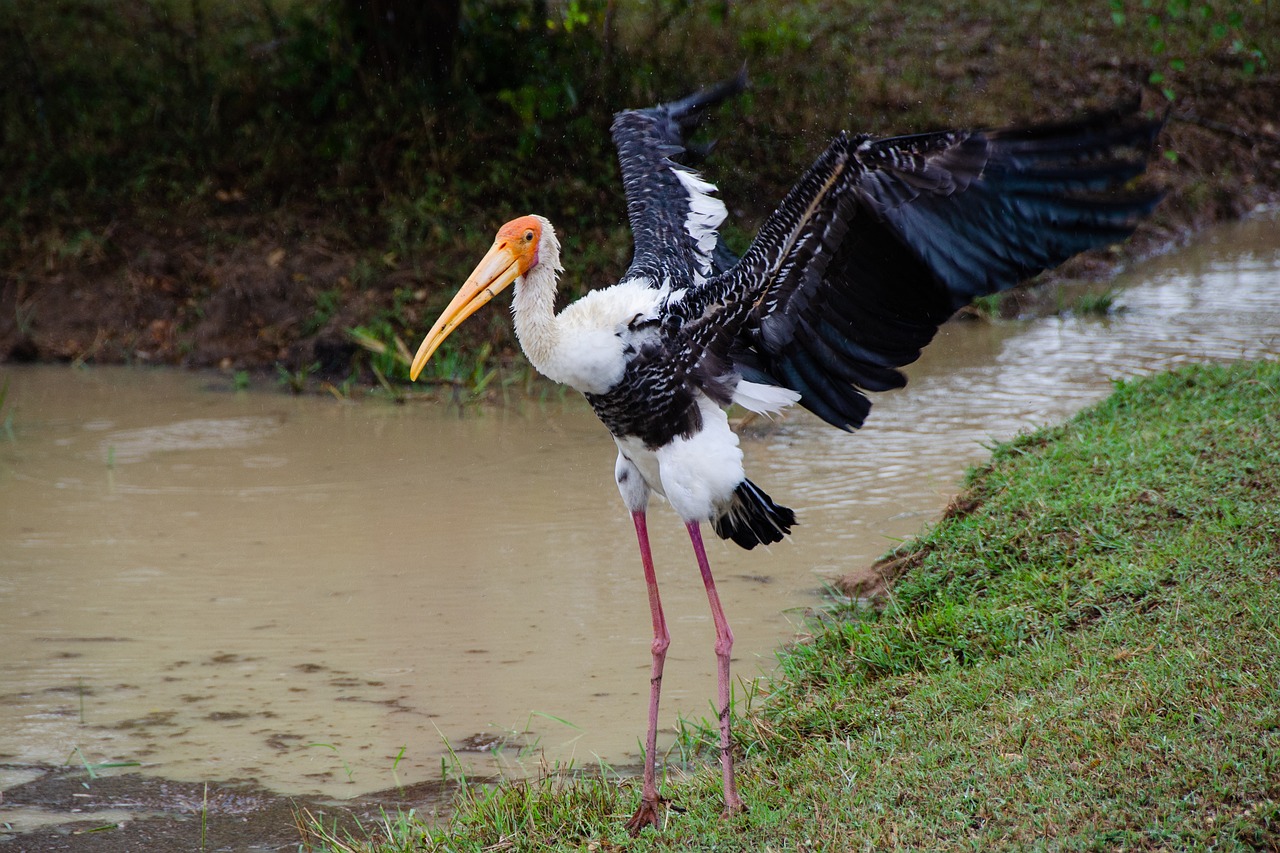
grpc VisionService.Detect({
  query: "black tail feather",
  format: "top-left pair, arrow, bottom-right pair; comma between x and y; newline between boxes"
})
712,479 -> 796,550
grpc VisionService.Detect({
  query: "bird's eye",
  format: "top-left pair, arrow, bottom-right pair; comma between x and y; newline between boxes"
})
524,231 -> 534,242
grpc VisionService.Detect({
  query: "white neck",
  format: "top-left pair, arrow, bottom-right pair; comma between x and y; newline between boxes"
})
508,220 -> 632,395
511,261 -> 562,375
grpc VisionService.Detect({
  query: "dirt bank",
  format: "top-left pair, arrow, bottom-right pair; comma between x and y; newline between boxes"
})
2,77 -> 1278,383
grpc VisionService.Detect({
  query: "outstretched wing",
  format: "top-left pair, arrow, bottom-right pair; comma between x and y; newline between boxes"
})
611,69 -> 748,289
679,107 -> 1164,430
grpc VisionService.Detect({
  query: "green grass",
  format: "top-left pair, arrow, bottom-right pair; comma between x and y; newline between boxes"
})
304,360 -> 1280,850
1065,287 -> 1122,317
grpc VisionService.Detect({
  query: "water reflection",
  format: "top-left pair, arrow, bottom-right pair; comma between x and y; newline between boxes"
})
0,216 -> 1276,798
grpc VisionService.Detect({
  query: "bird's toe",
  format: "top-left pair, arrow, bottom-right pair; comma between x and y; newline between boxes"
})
624,796 -> 666,836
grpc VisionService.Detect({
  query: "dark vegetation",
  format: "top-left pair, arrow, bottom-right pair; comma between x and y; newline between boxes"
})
1,0 -> 1277,388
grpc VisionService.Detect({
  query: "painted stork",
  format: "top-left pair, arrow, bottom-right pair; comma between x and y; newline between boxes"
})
408,71 -> 1161,834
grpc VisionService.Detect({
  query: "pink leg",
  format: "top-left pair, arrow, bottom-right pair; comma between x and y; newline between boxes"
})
686,520 -> 745,817
625,510 -> 671,836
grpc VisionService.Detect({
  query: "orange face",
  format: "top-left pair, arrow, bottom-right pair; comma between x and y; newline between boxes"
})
494,215 -> 544,273
408,216 -> 543,381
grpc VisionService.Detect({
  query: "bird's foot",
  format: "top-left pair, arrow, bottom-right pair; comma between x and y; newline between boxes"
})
624,794 -> 668,836
721,799 -> 747,819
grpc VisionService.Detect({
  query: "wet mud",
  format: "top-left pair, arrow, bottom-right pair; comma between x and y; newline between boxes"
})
0,764 -> 455,852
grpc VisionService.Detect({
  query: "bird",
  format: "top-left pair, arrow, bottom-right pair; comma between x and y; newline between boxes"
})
407,70 -> 1162,834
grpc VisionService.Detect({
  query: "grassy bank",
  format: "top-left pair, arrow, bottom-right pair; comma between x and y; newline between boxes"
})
304,359 -> 1280,851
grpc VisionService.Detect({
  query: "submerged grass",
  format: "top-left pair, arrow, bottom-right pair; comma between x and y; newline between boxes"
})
306,360 -> 1280,851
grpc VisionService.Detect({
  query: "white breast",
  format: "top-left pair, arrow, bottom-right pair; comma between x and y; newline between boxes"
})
539,279 -> 665,395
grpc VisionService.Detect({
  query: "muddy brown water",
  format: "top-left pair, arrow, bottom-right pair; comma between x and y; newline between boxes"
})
1,215 -> 1278,848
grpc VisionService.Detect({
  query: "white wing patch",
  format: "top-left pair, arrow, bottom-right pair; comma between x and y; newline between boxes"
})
732,380 -> 802,415
673,167 -> 727,282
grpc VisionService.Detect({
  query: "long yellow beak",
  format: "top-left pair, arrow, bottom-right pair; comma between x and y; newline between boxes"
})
409,241 -> 522,381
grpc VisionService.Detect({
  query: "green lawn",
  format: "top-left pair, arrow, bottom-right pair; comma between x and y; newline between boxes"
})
306,361 -> 1280,850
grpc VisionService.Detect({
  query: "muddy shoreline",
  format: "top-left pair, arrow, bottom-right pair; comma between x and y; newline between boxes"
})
0,763 -> 459,852
0,758 -> 650,852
